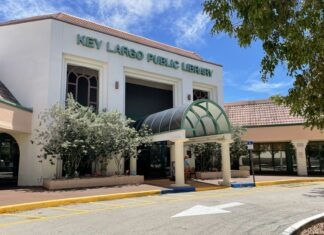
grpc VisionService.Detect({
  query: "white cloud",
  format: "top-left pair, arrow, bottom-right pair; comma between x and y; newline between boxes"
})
243,80 -> 291,94
0,0 -> 63,20
85,0 -> 185,33
241,71 -> 292,94
96,0 -> 154,31
0,0 -> 185,33
174,12 -> 210,46
223,69 -> 292,95
0,0 -> 211,47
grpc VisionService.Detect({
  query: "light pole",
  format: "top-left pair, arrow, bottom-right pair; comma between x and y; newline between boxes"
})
247,141 -> 256,186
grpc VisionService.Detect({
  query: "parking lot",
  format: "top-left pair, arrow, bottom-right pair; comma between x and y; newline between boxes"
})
0,182 -> 323,234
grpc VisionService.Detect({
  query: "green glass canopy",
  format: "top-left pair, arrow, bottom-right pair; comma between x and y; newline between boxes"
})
135,99 -> 231,138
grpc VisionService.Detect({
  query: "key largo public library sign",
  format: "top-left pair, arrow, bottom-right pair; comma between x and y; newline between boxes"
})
77,34 -> 213,77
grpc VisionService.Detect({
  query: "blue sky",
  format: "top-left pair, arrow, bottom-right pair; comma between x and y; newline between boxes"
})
0,0 -> 294,102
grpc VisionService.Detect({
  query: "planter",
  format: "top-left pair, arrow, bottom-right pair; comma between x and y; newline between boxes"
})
239,166 -> 250,171
196,170 -> 250,180
196,171 -> 219,179
43,175 -> 144,190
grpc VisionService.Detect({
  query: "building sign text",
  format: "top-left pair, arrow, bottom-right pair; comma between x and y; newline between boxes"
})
77,34 -> 213,77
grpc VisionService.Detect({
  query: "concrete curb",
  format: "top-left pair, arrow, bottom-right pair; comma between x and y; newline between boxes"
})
160,185 -> 229,194
161,186 -> 195,194
0,185 -> 231,214
0,189 -> 161,214
230,178 -> 324,188
281,212 -> 324,235
255,178 -> 324,187
1,179 -> 321,214
231,182 -> 255,188
195,185 -> 229,191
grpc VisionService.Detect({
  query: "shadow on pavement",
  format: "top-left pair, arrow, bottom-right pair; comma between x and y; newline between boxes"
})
303,187 -> 324,198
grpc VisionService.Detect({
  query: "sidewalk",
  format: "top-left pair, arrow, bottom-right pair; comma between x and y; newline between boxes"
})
199,175 -> 324,186
0,175 -> 323,208
0,180 -> 223,207
144,179 -> 223,189
0,184 -> 164,207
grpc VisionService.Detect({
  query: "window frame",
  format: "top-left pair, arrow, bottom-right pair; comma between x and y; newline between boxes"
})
62,55 -> 106,111
193,89 -> 209,101
66,65 -> 99,110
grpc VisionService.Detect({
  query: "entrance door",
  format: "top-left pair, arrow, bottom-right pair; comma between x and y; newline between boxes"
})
137,142 -> 170,179
0,133 -> 20,187
307,142 -> 324,175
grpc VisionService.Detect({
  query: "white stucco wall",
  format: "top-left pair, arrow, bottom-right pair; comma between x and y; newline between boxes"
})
0,20 -> 57,185
0,19 -> 223,185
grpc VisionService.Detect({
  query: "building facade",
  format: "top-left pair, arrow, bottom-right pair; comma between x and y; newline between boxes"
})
225,100 -> 324,176
0,13 -> 227,186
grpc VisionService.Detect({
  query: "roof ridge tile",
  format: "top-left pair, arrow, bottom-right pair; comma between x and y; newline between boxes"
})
0,80 -> 20,105
224,99 -> 304,126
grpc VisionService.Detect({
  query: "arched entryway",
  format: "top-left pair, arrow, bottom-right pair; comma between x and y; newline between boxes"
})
0,133 -> 20,187
135,99 -> 233,186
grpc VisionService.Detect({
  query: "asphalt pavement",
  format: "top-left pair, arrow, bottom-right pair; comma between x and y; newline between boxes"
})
0,182 -> 323,235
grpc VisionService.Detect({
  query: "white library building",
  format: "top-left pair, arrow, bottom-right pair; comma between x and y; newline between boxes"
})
0,13 -> 234,187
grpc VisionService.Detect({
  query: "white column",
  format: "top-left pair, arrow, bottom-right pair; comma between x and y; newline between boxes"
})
172,139 -> 188,187
292,140 -> 309,176
220,141 -> 232,186
130,156 -> 137,176
56,156 -> 63,178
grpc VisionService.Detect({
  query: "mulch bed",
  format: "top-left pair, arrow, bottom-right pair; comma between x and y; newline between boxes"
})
296,219 -> 324,235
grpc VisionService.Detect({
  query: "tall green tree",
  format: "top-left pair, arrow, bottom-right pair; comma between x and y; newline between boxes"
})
94,111 -> 152,175
230,125 -> 248,169
204,0 -> 324,129
191,143 -> 221,171
191,125 -> 248,171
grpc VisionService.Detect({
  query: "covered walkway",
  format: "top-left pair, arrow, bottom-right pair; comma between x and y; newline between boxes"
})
135,99 -> 233,187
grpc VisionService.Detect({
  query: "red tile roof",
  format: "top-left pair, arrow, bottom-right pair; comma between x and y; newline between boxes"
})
0,81 -> 20,105
224,99 -> 304,127
0,13 -> 220,66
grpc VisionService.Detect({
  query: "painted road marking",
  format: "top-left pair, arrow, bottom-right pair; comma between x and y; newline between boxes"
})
0,186 -> 286,229
1,213 -> 45,219
50,207 -> 89,213
172,202 -> 244,218
0,183 -> 319,229
280,183 -> 318,188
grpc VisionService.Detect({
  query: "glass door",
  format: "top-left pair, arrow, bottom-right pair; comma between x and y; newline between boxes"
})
307,142 -> 324,175
0,133 -> 20,187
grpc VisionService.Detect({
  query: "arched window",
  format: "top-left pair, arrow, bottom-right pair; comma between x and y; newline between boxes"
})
66,65 -> 99,111
193,89 -> 209,101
